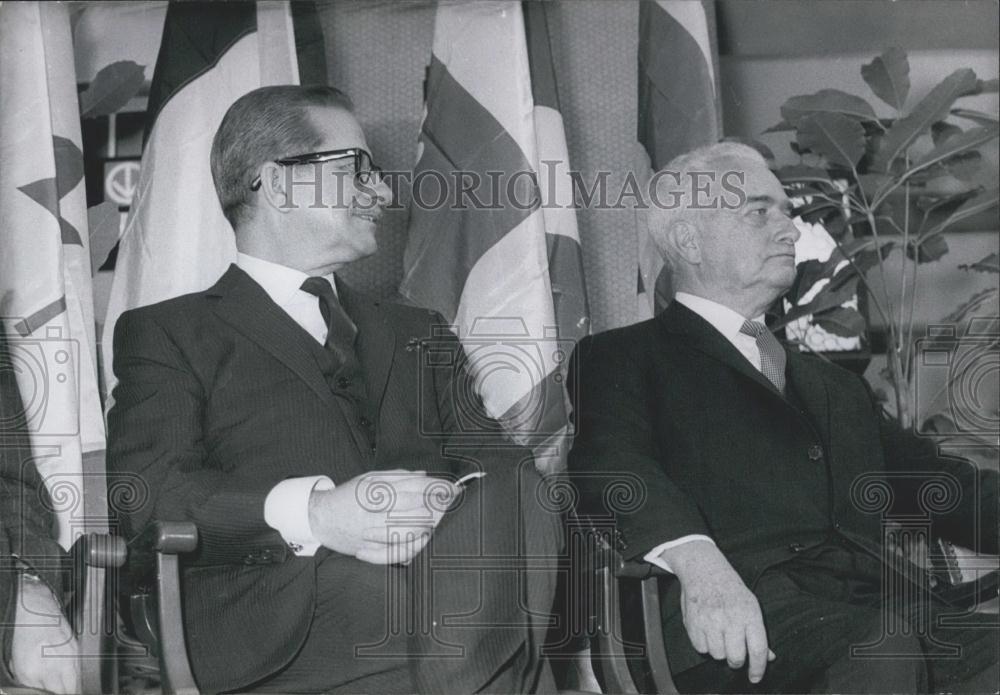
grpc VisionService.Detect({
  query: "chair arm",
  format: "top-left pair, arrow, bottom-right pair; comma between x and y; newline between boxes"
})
132,521 -> 198,555
617,558 -> 670,581
126,521 -> 199,695
70,532 -> 127,569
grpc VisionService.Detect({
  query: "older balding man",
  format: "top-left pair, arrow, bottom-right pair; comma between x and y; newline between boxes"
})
569,143 -> 997,693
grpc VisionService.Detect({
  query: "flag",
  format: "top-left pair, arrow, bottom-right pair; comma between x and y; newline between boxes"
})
636,0 -> 722,319
0,1 -> 106,549
400,1 -> 588,472
523,1 -> 590,347
100,1 -> 304,397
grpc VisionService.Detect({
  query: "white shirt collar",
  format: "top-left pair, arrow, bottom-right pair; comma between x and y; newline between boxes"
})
674,292 -> 764,341
236,252 -> 336,307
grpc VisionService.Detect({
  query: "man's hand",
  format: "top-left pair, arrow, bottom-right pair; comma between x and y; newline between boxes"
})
308,470 -> 458,564
10,577 -> 80,694
659,541 -> 776,684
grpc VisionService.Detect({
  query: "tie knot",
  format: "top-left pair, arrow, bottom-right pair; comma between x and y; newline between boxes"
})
740,320 -> 769,339
300,276 -> 335,300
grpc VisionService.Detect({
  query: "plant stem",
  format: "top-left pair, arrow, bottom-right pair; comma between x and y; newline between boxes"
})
898,172 -> 911,381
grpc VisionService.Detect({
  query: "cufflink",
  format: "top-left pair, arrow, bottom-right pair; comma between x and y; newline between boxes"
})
405,338 -> 422,352
287,542 -> 303,553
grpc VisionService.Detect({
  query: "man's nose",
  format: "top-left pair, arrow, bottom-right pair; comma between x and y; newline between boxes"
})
373,177 -> 393,208
778,214 -> 800,244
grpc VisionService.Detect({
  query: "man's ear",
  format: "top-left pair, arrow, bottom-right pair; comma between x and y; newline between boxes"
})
668,220 -> 701,264
259,162 -> 292,214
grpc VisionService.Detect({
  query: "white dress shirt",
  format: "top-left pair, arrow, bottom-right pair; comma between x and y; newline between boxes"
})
643,292 -> 767,573
237,253 -> 337,556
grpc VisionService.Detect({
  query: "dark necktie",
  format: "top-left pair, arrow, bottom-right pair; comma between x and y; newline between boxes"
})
300,276 -> 358,364
740,319 -> 786,393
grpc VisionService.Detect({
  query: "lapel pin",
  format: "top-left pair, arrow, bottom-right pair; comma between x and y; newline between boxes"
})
405,338 -> 422,352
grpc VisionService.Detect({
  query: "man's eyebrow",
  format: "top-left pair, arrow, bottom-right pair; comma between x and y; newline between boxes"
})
744,195 -> 794,213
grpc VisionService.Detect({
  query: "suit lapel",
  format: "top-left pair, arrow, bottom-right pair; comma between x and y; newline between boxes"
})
785,349 -> 832,443
337,279 -> 396,412
659,302 -> 785,400
207,265 -> 337,411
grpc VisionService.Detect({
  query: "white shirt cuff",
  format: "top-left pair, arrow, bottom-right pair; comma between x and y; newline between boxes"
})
643,535 -> 716,574
264,476 -> 335,556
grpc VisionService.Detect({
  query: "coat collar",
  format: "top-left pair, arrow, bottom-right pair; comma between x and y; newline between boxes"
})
658,301 -> 831,436
206,265 -> 396,413
658,301 -> 782,398
336,276 -> 396,410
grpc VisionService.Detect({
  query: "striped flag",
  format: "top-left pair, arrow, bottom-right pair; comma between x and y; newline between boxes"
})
524,1 -> 590,347
636,0 -> 722,319
0,1 -> 106,549
400,1 -> 588,472
100,1 -> 303,396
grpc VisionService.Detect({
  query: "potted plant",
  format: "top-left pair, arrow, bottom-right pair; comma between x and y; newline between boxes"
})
764,48 -> 998,435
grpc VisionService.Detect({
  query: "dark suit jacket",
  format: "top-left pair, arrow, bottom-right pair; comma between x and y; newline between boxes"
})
0,328 -> 68,686
568,301 -> 998,673
107,265 -> 554,692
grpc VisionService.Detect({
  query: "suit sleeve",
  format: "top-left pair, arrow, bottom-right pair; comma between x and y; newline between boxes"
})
1,327 -> 68,678
107,309 -> 288,566
567,333 -> 712,560
866,383 -> 998,555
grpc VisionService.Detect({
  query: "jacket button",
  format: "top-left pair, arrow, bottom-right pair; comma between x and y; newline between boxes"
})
788,542 -> 805,553
807,445 -> 823,461
337,376 -> 350,389
359,416 -> 371,428
243,555 -> 257,565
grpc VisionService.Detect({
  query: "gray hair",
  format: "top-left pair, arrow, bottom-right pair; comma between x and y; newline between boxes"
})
646,141 -> 767,270
210,84 -> 353,230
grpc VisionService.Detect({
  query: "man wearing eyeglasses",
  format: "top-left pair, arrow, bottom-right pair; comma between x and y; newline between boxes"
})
107,85 -> 560,694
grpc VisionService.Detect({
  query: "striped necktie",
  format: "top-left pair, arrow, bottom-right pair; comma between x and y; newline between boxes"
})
300,276 -> 358,365
740,319 -> 786,393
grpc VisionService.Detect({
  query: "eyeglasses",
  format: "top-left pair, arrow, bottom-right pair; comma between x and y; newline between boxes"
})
250,147 -> 383,190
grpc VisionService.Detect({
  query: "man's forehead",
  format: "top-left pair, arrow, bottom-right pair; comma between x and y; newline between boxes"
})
722,156 -> 785,199
307,106 -> 367,150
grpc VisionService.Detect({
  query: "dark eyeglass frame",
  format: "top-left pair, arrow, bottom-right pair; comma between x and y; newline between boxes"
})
250,147 -> 382,190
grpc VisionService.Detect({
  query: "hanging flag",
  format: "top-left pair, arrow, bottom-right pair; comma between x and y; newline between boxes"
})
0,1 -> 106,549
100,1 -> 305,397
636,0 -> 722,319
523,1 -> 590,346
400,1 -> 587,472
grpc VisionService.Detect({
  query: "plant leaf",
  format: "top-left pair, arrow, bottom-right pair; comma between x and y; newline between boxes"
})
960,77 -> 1000,96
945,151 -> 983,182
777,274 -> 859,327
79,60 -> 146,119
857,173 -> 890,200
797,113 -> 866,169
977,78 -> 999,93
775,165 -> 834,183
861,47 -> 910,110
950,108 -> 999,126
814,306 -> 866,337
924,186 -> 999,236
781,89 -> 879,125
912,125 -> 999,171
874,69 -> 979,171
851,240 -> 896,276
931,121 -> 963,145
942,287 -> 999,323
763,120 -> 796,133
906,233 -> 949,263
958,252 -> 1000,273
